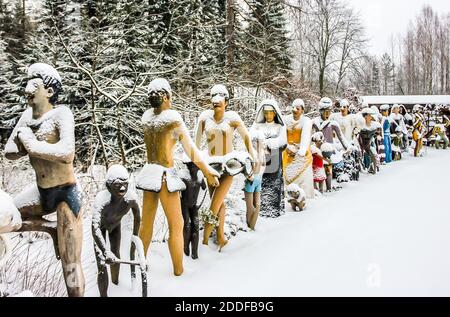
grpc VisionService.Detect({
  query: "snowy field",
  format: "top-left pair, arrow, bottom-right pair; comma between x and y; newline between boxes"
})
86,148 -> 450,297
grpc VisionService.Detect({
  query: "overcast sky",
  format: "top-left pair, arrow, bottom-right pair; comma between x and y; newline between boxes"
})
346,0 -> 449,56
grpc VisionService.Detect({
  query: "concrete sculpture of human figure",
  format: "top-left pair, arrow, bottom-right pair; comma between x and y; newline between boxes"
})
92,164 -> 141,297
412,104 -> 425,157
380,105 -> 393,163
195,84 -> 256,250
282,99 -> 314,199
137,78 -> 219,276
312,97 -> 350,191
358,108 -> 379,174
4,63 -> 85,297
390,104 -> 408,160
250,99 -> 287,218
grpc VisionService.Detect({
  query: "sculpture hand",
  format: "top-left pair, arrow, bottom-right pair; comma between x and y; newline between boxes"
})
205,167 -> 220,188
17,127 -> 35,143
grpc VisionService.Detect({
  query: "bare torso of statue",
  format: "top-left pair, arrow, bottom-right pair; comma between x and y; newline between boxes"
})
7,107 -> 76,189
142,109 -> 185,168
200,110 -> 241,157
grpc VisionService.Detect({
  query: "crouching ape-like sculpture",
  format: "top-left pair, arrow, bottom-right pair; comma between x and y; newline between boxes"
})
286,184 -> 306,212
92,165 -> 141,297
4,63 -> 85,297
180,158 -> 206,260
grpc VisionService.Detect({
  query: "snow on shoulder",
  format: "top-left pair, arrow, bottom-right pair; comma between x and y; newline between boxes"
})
142,108 -> 185,132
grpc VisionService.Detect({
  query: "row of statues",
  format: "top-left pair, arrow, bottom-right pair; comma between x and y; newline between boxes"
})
0,62 -> 448,297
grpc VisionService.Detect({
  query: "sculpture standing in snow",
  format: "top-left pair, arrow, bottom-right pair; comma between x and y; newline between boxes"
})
312,98 -> 351,189
92,165 -> 141,297
282,99 -> 314,200
137,78 -> 219,276
380,105 -> 393,163
180,158 -> 206,259
244,130 -> 266,230
358,108 -> 379,174
4,63 -> 85,297
431,124 -> 449,149
390,104 -> 408,161
195,84 -> 256,250
330,99 -> 360,182
412,105 -> 425,157
250,99 -> 287,218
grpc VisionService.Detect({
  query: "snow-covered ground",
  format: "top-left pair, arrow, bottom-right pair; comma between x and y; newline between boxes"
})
97,148 -> 450,297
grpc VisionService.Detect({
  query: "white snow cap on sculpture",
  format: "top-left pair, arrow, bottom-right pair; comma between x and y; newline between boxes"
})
148,78 -> 172,98
318,97 -> 333,110
27,63 -> 62,84
340,99 -> 350,108
380,104 -> 390,111
211,84 -> 229,103
292,99 -> 305,109
413,104 -> 422,112
260,99 -> 278,111
362,107 -> 376,118
105,164 -> 129,183
286,183 -> 305,197
391,104 -> 400,111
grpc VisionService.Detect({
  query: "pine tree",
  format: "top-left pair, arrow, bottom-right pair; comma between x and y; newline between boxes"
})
243,0 -> 292,86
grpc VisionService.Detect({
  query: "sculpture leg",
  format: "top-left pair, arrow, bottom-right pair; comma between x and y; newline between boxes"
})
109,227 -> 121,285
249,192 -> 260,231
94,242 -> 108,297
244,192 -> 254,228
203,175 -> 233,246
139,191 -> 159,257
159,181 -> 184,276
57,202 -> 85,297
181,202 -> 191,257
190,206 -> 200,260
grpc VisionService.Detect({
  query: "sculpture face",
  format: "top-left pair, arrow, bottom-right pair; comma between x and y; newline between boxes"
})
321,109 -> 331,120
107,179 -> 129,198
148,91 -> 168,109
264,110 -> 276,123
382,110 -> 388,117
341,106 -> 348,116
25,78 -> 51,107
212,97 -> 227,112
288,191 -> 300,199
292,106 -> 303,118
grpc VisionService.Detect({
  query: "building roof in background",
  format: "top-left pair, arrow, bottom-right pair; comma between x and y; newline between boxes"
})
361,95 -> 450,106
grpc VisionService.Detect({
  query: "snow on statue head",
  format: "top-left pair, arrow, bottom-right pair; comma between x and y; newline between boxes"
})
26,63 -> 62,105
211,84 -> 229,103
413,104 -> 422,113
340,99 -> 350,109
318,97 -> 333,111
105,165 -> 130,199
292,99 -> 305,110
148,78 -> 172,108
